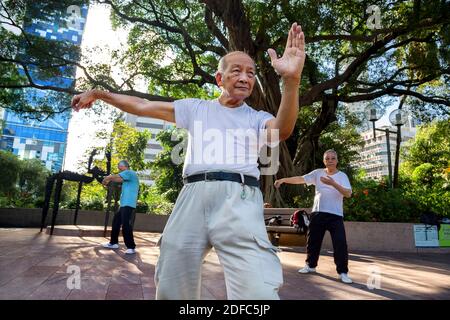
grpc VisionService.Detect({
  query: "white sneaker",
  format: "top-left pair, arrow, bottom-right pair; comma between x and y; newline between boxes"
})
125,248 -> 136,255
102,243 -> 119,249
298,265 -> 316,274
339,273 -> 353,284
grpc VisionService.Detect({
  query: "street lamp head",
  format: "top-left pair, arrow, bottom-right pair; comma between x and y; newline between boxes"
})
364,104 -> 381,122
389,109 -> 408,126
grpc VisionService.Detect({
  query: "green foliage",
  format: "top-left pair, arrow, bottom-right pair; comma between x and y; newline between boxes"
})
400,120 -> 450,216
88,120 -> 151,173
18,158 -> 49,197
60,120 -> 154,212
335,119 -> 450,220
344,172 -> 421,222
0,150 -> 50,208
411,163 -> 434,185
0,150 -> 21,196
138,184 -> 174,215
110,120 -> 151,172
401,120 -> 450,173
135,200 -> 149,214
149,128 -> 185,203
61,181 -> 106,211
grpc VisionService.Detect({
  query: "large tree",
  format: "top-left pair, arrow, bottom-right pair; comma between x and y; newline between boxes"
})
1,0 -> 449,205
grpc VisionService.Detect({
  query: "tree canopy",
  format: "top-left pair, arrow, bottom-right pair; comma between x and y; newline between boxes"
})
1,0 -> 449,204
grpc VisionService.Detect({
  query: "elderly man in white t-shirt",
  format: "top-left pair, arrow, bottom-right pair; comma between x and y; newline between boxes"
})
274,149 -> 353,284
71,23 -> 306,299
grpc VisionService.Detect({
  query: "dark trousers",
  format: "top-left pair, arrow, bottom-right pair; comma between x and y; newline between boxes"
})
306,212 -> 349,274
110,206 -> 136,249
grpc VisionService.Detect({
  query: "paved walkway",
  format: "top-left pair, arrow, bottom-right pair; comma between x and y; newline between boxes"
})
0,228 -> 449,300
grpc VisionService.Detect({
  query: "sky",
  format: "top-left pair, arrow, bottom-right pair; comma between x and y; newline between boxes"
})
64,4 -> 129,171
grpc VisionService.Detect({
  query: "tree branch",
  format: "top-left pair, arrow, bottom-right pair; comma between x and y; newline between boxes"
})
340,88 -> 449,106
299,16 -> 450,106
204,6 -> 229,51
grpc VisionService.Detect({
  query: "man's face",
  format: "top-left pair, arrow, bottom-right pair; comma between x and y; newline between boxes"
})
323,152 -> 338,168
118,164 -> 127,172
216,53 -> 256,101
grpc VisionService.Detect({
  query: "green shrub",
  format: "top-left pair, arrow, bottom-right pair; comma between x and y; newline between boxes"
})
82,198 -> 105,211
135,201 -> 149,213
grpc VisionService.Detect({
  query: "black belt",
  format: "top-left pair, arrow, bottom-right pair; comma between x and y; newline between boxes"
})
183,172 -> 260,188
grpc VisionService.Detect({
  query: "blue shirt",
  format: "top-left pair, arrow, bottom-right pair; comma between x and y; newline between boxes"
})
118,170 -> 139,208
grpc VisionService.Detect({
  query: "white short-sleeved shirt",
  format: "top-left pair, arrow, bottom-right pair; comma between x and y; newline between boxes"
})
174,98 -> 274,179
302,169 -> 352,216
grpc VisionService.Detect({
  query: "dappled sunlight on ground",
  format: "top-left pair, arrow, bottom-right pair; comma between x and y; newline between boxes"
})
0,228 -> 449,300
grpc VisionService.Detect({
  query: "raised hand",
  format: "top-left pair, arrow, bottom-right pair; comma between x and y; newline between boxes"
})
71,90 -> 97,112
267,22 -> 306,81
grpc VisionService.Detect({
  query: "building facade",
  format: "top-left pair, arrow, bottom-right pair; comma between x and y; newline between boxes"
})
352,122 -> 418,180
123,113 -> 172,185
0,3 -> 88,172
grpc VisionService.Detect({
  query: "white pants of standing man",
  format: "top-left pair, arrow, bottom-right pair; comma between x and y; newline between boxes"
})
154,180 -> 283,300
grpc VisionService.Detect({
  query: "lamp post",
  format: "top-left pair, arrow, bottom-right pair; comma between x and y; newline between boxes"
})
365,105 -> 396,188
389,109 -> 408,188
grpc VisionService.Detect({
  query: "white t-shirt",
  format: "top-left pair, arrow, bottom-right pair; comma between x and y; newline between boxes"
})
303,169 -> 352,216
174,98 -> 275,179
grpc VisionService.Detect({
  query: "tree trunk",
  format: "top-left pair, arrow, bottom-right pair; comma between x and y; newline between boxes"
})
294,96 -> 338,172
203,0 -> 333,207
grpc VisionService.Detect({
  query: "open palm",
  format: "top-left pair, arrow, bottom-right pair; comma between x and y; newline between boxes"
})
268,22 -> 306,80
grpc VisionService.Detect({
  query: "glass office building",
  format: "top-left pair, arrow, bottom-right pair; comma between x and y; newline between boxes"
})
1,3 -> 88,172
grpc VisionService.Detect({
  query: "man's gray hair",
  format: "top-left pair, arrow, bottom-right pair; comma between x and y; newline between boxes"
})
217,51 -> 255,73
323,149 -> 338,159
118,160 -> 130,168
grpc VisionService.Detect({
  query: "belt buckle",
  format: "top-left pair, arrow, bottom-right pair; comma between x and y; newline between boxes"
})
204,172 -> 212,182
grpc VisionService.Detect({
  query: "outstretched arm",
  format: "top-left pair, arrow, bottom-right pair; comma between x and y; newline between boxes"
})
274,176 -> 306,188
71,89 -> 175,123
266,22 -> 306,141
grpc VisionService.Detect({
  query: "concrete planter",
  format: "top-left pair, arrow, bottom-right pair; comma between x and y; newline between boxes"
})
1,208 -> 448,253
0,207 -> 169,233
321,221 -> 449,253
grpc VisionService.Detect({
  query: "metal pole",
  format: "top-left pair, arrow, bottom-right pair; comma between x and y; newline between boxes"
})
40,175 -> 55,232
104,184 -> 113,237
385,129 -> 393,189
73,181 -> 83,225
50,178 -> 63,235
372,121 -> 376,141
393,124 -> 402,188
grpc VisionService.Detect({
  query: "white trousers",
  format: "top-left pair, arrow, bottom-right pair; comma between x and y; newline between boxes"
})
155,180 -> 283,300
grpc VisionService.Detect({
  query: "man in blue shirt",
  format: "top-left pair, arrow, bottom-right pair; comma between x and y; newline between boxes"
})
102,160 -> 140,254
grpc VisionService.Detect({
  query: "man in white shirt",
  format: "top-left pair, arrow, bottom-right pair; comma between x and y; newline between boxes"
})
274,149 -> 353,284
71,23 -> 306,299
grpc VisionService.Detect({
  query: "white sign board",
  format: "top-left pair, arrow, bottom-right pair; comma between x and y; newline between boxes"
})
414,225 -> 439,247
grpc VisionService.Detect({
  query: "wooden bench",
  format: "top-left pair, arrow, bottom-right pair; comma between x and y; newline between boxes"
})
264,208 -> 312,246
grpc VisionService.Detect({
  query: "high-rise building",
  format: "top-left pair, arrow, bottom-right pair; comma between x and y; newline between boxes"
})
0,3 -> 88,172
352,123 -> 418,180
123,114 -> 173,185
